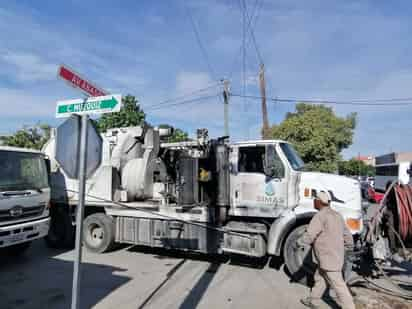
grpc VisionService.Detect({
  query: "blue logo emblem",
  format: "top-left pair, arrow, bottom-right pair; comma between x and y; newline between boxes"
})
265,182 -> 275,196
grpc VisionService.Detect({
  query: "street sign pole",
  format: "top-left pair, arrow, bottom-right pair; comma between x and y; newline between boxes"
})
71,114 -> 89,309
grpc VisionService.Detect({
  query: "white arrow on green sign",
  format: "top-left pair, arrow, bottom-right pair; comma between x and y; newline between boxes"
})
56,94 -> 121,118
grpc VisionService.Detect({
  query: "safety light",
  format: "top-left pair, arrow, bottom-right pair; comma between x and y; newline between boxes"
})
346,218 -> 361,231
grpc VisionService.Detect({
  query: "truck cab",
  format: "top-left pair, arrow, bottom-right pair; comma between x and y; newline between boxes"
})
229,140 -> 362,228
227,140 -> 362,276
229,141 -> 302,217
0,147 -> 50,253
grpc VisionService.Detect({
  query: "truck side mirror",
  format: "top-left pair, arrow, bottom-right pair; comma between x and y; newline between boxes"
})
264,145 -> 285,178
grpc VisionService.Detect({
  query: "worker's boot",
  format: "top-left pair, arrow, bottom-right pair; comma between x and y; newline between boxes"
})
300,297 -> 320,308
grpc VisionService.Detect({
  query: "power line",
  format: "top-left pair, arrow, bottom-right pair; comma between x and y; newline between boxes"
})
147,82 -> 221,109
185,5 -> 216,79
185,4 -> 225,120
242,0 -> 246,108
243,0 -> 263,65
228,0 -> 262,80
230,93 -> 412,106
146,94 -> 220,111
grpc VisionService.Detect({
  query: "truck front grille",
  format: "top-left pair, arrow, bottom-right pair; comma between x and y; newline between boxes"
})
0,205 -> 45,222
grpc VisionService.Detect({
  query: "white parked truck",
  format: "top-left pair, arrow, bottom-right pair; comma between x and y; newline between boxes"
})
0,146 -> 50,253
43,125 -> 362,276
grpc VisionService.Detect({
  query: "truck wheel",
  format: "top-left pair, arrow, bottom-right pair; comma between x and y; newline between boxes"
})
83,213 -> 116,253
45,206 -> 74,249
8,242 -> 31,256
283,225 -> 316,286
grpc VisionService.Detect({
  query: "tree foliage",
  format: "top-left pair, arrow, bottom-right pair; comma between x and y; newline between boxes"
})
96,95 -> 145,132
265,103 -> 356,173
338,159 -> 375,176
168,128 -> 189,142
2,124 -> 51,150
158,125 -> 189,142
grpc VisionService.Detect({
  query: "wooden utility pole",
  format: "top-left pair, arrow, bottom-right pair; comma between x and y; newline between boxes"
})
259,63 -> 269,137
223,79 -> 230,137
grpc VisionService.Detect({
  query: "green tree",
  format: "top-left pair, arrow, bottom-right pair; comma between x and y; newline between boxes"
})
168,128 -> 189,142
265,103 -> 356,173
158,125 -> 189,142
2,124 -> 51,150
96,95 -> 145,132
338,159 -> 375,176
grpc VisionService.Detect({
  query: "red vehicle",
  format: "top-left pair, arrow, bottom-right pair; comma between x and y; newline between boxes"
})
368,186 -> 384,204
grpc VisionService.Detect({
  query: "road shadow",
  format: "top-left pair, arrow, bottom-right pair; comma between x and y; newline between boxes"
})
128,245 -> 271,270
128,245 -> 229,264
137,259 -> 188,309
178,262 -> 221,309
0,241 -> 131,309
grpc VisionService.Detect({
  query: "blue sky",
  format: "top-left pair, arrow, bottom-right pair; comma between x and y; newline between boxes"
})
1,0 -> 412,158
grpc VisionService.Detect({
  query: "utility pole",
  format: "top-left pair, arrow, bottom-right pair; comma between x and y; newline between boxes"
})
259,63 -> 269,137
223,79 -> 230,137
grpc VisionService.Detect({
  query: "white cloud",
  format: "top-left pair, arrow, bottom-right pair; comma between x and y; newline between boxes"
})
175,71 -> 215,95
0,87 -> 55,117
1,51 -> 57,83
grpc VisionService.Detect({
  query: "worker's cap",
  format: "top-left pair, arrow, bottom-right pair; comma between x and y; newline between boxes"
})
316,190 -> 331,205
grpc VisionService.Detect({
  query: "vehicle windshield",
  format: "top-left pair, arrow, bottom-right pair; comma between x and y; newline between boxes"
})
280,143 -> 305,171
0,150 -> 48,192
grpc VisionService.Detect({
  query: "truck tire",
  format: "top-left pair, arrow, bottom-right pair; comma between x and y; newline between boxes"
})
83,213 -> 116,253
283,224 -> 316,286
8,242 -> 31,256
45,206 -> 74,249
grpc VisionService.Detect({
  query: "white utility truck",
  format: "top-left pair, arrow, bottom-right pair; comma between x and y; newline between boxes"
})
43,125 -> 362,275
0,146 -> 50,253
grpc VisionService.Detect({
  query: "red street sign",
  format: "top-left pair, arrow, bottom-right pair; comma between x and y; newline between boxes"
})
58,65 -> 108,97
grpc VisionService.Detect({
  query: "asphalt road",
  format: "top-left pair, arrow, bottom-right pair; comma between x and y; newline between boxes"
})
0,240 -> 309,309
1,202 -> 411,309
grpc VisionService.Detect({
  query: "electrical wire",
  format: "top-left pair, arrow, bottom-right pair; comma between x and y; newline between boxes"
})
145,94 -> 221,111
228,0 -> 262,80
185,4 -> 216,80
230,93 -> 412,106
146,83 -> 221,109
242,0 -> 263,65
242,0 -> 247,116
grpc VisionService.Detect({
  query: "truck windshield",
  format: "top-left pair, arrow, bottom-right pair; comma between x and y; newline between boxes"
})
280,143 -> 305,171
0,150 -> 48,192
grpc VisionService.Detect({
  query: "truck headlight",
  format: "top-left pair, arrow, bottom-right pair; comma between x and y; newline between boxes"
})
346,218 -> 361,231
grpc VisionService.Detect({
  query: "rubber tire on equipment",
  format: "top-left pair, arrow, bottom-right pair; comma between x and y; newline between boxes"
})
283,224 -> 317,286
83,213 -> 116,253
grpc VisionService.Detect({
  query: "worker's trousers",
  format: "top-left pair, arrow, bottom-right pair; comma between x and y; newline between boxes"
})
310,268 -> 355,309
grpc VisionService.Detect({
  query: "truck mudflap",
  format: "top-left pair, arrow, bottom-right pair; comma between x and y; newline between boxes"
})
0,217 -> 50,248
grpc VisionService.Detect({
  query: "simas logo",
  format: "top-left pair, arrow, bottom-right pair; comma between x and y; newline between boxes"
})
265,182 -> 275,196
9,206 -> 24,218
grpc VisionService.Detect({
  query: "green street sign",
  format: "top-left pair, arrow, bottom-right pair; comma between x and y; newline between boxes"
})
56,94 -> 121,118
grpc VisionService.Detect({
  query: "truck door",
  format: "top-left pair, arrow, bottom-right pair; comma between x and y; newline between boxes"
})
229,144 -> 288,217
